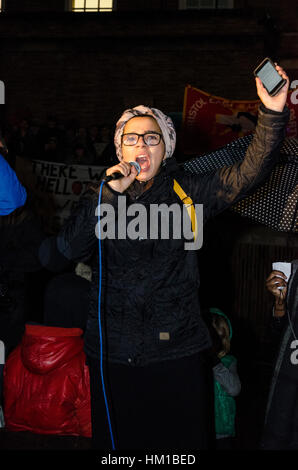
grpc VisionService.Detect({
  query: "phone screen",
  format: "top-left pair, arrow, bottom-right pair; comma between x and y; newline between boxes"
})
256,61 -> 282,92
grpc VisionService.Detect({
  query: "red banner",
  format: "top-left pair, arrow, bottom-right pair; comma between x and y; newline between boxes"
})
182,85 -> 298,155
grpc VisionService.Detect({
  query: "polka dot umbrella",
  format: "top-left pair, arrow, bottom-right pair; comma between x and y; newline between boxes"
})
182,135 -> 298,233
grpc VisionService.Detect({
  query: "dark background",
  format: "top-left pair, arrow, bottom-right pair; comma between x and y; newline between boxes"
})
1,0 -> 298,127
0,0 -> 297,451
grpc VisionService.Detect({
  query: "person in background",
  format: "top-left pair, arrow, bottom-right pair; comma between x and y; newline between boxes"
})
64,126 -> 76,161
86,125 -> 100,162
3,322 -> 92,438
66,143 -> 94,166
0,194 -> 46,350
8,119 -> 38,161
0,153 -> 27,216
75,126 -> 88,148
41,136 -> 64,163
0,153 -> 27,427
0,136 -> 8,160
38,115 -> 62,147
93,123 -> 115,166
261,260 -> 298,449
203,308 -> 241,449
266,267 -> 289,321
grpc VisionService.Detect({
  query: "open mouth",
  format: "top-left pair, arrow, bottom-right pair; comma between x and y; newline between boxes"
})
136,155 -> 150,172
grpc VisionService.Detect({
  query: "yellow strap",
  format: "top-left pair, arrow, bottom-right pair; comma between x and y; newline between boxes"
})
173,179 -> 198,241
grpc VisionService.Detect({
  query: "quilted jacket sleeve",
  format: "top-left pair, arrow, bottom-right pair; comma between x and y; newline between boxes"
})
176,105 -> 290,223
39,181 -> 122,268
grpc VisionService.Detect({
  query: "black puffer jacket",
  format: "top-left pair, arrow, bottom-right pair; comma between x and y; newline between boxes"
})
40,106 -> 289,366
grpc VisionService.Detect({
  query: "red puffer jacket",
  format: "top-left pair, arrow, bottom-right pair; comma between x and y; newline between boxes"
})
3,324 -> 91,437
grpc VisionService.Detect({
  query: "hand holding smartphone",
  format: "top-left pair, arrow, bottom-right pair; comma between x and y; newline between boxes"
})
254,57 -> 287,96
253,58 -> 289,112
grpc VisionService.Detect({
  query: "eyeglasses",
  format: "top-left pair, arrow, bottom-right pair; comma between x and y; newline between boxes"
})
122,132 -> 163,146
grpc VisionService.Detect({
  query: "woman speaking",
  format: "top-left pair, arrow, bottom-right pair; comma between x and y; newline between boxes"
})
40,64 -> 289,450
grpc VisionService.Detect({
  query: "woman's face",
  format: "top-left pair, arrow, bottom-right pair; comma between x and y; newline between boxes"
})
121,116 -> 165,182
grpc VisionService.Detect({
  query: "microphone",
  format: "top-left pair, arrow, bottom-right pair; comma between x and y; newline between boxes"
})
103,161 -> 141,183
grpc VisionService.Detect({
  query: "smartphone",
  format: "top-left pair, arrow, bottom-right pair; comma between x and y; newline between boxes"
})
254,57 -> 287,96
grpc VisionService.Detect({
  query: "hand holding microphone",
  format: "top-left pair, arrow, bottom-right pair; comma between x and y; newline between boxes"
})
104,161 -> 141,193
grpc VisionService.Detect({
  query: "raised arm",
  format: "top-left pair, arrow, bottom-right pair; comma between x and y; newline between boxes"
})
177,64 -> 290,222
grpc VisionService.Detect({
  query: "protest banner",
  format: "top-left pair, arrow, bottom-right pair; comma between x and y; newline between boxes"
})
16,157 -> 105,234
182,85 -> 298,155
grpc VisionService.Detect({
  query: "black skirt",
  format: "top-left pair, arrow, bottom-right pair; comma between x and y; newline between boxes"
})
87,352 -> 215,450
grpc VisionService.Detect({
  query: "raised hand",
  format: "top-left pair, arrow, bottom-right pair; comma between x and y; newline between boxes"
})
266,270 -> 288,302
255,64 -> 289,112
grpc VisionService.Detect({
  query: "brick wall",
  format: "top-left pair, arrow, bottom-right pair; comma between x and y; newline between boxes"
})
117,0 -> 177,10
5,0 -> 65,12
0,1 -> 297,127
0,10 -> 267,127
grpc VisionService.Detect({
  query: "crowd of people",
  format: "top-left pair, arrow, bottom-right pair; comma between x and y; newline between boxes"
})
0,115 -> 116,168
0,62 -> 297,451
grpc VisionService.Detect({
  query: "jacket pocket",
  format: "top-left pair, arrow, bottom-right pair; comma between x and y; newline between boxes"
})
150,284 -> 200,347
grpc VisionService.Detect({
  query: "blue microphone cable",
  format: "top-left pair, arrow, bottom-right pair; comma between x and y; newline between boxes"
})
97,180 -> 116,450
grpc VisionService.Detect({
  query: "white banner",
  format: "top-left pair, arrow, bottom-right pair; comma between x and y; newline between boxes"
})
16,156 -> 105,233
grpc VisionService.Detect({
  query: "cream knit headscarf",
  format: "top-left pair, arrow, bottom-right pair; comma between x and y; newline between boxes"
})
114,105 -> 176,161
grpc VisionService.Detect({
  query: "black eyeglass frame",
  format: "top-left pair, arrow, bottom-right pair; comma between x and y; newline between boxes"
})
121,132 -> 163,146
